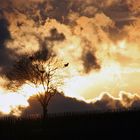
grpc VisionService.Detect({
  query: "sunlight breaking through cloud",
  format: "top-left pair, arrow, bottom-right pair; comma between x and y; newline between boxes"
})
0,0 -> 140,115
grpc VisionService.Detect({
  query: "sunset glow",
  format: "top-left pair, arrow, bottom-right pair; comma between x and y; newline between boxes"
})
0,0 -> 140,115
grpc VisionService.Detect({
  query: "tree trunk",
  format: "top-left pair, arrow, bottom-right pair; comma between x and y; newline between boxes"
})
42,105 -> 48,120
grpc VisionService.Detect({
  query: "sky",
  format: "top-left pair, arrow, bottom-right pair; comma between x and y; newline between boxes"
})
0,0 -> 140,115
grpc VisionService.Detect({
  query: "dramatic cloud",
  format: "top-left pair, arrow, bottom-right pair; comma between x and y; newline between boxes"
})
23,91 -> 140,115
23,93 -> 95,115
0,0 -> 140,115
93,91 -> 140,110
0,18 -> 19,73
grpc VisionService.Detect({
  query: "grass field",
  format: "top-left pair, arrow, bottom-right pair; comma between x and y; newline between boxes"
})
0,109 -> 139,140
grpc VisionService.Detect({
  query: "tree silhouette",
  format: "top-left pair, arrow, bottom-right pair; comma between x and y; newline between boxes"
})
6,55 -> 68,119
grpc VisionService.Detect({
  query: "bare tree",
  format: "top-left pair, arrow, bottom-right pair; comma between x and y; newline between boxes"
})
5,55 -> 68,119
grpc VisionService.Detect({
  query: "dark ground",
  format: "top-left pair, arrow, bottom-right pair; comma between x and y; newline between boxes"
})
0,109 -> 140,140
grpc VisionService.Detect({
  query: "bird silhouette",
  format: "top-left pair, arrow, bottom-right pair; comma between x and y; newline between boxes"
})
64,63 -> 69,67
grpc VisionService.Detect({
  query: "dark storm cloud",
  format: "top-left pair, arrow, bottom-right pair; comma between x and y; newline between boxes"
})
0,0 -> 68,73
31,34 -> 50,61
0,0 -> 138,73
0,0 -> 139,72
46,28 -> 65,41
22,92 -> 140,115
0,18 -> 10,46
131,100 -> 140,108
31,28 -> 66,61
0,18 -> 18,73
0,0 -> 137,26
103,1 -> 132,28
0,0 -> 138,30
0,0 -> 72,24
46,0 -> 72,23
23,94 -> 95,115
93,93 -> 124,110
83,51 -> 100,72
82,50 -> 100,73
93,92 -> 140,110
81,39 -> 100,73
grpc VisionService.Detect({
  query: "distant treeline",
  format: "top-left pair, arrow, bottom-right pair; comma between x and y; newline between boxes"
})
1,107 -> 139,120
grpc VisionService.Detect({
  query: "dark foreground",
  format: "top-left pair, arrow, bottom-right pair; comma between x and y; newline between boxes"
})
0,109 -> 140,140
